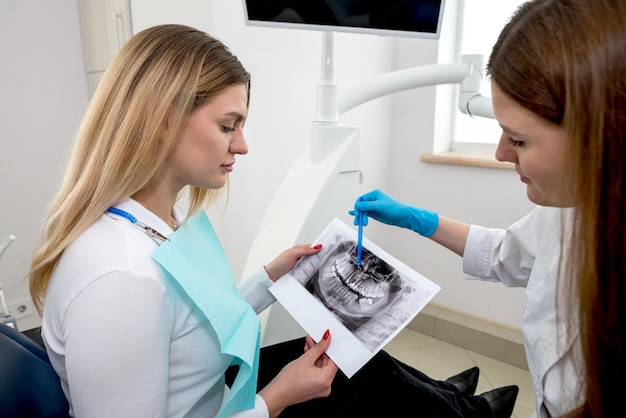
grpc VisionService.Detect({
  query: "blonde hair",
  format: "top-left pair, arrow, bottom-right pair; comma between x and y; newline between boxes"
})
29,24 -> 250,314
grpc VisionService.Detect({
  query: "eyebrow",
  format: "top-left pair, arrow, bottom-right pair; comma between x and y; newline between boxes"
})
222,111 -> 246,123
499,123 -> 523,137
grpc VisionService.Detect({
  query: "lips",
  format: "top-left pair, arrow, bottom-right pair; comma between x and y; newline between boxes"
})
221,162 -> 234,172
517,170 -> 530,184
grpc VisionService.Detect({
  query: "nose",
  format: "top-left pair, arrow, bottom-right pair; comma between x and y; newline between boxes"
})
231,131 -> 248,155
494,132 -> 516,163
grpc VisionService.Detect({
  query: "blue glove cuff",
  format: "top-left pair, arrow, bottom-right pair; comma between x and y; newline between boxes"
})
407,207 -> 439,237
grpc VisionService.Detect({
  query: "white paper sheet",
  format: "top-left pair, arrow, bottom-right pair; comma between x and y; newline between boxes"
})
269,217 -> 440,378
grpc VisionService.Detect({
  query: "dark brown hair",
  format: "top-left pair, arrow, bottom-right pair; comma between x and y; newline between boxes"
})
487,0 -> 626,415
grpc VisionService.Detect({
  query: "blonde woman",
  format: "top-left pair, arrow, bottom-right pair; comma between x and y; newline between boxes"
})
29,24 -> 336,418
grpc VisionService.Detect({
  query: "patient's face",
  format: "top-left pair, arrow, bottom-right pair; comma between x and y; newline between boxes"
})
307,240 -> 405,329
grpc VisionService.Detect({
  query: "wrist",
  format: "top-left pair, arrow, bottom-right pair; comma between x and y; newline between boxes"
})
263,265 -> 278,282
259,384 -> 288,418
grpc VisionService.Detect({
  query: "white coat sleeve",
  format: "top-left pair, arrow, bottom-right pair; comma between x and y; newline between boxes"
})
237,268 -> 276,314
218,391 -> 269,418
462,206 -> 547,288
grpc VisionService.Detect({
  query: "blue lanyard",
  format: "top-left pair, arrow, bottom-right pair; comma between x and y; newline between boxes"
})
106,207 -> 169,243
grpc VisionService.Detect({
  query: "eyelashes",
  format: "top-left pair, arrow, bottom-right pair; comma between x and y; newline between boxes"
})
507,136 -> 524,147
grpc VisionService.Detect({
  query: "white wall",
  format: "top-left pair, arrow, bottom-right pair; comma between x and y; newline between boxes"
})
0,0 -> 531,332
0,0 -> 89,330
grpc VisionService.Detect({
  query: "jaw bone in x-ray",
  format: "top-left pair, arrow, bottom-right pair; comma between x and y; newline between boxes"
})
305,240 -> 409,331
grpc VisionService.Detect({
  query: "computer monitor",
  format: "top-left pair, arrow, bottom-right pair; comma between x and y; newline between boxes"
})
242,0 -> 445,39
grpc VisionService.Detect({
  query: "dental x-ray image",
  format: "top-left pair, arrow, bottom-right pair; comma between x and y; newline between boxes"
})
269,218 -> 440,377
300,238 -> 413,349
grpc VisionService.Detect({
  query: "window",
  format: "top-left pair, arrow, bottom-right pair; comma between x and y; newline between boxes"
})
424,0 -> 528,167
452,0 -> 527,148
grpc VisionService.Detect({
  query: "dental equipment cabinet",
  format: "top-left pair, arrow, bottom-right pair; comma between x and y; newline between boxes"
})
242,31 -> 495,347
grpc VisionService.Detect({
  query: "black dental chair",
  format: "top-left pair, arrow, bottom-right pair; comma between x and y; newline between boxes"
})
0,323 -> 70,417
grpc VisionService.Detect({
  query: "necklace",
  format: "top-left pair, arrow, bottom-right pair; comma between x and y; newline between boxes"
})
106,207 -> 170,243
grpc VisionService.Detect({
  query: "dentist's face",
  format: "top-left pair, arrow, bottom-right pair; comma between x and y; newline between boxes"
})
307,240 -> 406,330
492,82 -> 573,207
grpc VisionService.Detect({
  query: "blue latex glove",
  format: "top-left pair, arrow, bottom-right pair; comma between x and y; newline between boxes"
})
350,189 -> 439,237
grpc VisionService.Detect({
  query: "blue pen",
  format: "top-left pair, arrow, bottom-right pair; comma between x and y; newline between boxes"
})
356,211 -> 364,267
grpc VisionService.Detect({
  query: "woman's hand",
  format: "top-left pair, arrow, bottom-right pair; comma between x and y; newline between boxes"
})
263,243 -> 322,282
259,330 -> 338,418
351,189 -> 439,237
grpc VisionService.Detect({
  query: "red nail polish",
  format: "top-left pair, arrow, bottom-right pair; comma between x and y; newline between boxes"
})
313,244 -> 322,250
322,329 -> 330,340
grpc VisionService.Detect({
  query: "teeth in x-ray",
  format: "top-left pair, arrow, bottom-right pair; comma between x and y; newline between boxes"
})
333,261 -> 388,303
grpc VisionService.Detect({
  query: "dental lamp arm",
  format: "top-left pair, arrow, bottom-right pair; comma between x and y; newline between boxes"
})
339,63 -> 469,115
336,54 -> 494,119
314,31 -> 493,123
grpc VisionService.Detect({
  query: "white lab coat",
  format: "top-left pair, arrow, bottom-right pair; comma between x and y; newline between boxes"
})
463,206 -> 583,417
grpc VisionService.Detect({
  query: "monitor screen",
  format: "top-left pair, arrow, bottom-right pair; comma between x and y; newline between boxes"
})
242,0 -> 445,39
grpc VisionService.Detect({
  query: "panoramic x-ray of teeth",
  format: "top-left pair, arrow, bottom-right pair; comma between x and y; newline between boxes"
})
305,240 -> 407,330
290,227 -> 422,351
